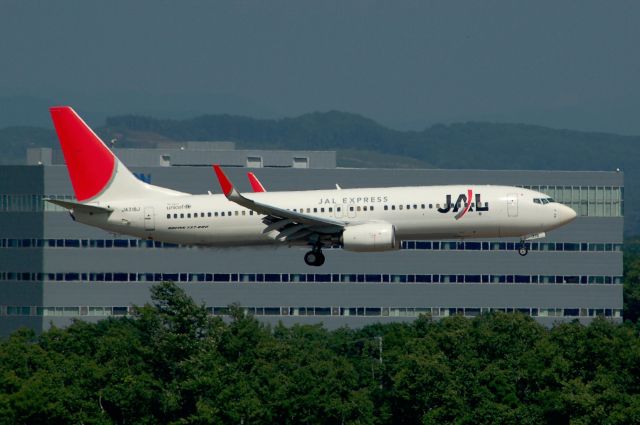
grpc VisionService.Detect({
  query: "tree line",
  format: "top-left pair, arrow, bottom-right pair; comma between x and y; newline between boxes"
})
2,278 -> 640,425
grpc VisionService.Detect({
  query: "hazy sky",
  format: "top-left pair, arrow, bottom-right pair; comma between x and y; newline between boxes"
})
1,1 -> 639,133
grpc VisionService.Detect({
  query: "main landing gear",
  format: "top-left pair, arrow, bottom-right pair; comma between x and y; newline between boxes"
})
304,247 -> 325,267
518,240 -> 529,256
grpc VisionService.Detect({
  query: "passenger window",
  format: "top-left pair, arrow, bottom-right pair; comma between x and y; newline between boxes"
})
242,211 -> 246,216
207,212 -> 211,217
320,208 -> 325,213
349,206 -> 354,211
363,206 -> 367,211
313,208 -> 317,213
429,204 -> 433,209
357,206 -> 361,212
384,205 -> 388,211
166,214 -> 171,219
173,214 -> 177,218
337,207 -> 341,212
221,212 -> 225,216
391,205 -> 396,210
180,213 -> 184,218
421,204 -> 425,209
215,212 -> 219,217
250,211 -> 254,215
235,211 -> 239,216
187,213 -> 191,218
370,206 -> 374,211
328,207 -> 333,212
399,205 -> 403,210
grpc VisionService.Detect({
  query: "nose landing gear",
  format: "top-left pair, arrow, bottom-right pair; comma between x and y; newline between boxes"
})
304,248 -> 325,266
518,241 -> 529,256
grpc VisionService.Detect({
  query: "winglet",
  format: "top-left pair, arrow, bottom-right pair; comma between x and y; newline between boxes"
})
247,172 -> 266,192
213,165 -> 234,196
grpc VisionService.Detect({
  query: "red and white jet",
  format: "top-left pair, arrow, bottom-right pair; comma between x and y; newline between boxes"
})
47,106 -> 577,266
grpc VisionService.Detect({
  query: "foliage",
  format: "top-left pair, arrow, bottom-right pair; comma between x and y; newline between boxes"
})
624,247 -> 640,322
1,281 -> 640,424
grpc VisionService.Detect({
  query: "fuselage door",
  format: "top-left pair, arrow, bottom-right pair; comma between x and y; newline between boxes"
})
144,207 -> 155,231
507,193 -> 518,217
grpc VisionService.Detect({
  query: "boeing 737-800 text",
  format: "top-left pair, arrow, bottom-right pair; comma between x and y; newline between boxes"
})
47,106 -> 577,266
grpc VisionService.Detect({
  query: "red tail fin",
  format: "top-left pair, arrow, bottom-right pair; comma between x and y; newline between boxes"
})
49,106 -> 115,202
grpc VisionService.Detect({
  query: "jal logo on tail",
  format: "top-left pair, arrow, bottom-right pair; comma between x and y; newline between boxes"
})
437,189 -> 489,220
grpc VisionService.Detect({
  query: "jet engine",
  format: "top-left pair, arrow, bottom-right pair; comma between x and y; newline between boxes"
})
341,222 -> 398,252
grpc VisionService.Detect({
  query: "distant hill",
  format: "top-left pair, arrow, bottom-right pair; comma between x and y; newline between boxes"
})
105,111 -> 638,171
1,111 -> 638,234
0,126 -> 57,164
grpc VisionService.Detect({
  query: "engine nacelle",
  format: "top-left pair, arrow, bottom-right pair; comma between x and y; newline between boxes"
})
341,223 -> 398,252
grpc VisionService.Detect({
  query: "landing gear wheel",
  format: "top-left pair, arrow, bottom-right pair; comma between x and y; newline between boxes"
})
518,243 -> 529,256
304,250 -> 325,266
304,251 -> 317,266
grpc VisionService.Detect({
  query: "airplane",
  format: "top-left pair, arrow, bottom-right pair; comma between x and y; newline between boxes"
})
47,106 -> 577,267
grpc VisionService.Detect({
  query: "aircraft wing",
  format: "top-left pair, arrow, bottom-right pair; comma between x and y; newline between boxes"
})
213,166 -> 345,242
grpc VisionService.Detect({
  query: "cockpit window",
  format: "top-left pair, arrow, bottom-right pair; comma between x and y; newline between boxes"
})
534,197 -> 555,204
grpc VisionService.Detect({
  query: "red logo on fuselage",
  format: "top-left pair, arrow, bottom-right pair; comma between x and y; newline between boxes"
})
437,189 -> 489,220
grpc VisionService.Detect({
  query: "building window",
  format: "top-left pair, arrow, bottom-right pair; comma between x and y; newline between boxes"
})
292,157 -> 309,168
246,156 -> 263,168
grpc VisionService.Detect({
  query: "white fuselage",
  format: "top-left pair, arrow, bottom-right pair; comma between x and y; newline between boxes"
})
73,185 -> 575,247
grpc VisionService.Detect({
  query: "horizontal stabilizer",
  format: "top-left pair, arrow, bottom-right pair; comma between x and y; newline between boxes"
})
45,199 -> 113,214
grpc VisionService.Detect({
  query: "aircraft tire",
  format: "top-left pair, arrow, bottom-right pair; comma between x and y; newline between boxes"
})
518,244 -> 529,256
304,251 -> 318,266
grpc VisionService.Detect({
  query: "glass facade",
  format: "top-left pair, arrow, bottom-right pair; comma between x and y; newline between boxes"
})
0,304 -> 623,319
0,271 -> 623,285
0,238 -> 625,252
521,185 -> 623,217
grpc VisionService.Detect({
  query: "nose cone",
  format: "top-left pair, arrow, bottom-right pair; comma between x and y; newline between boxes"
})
559,205 -> 577,224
